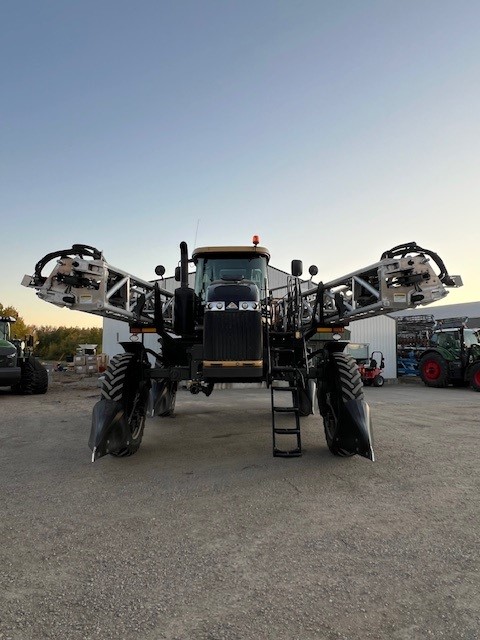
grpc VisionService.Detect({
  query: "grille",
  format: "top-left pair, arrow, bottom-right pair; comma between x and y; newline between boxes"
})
204,312 -> 262,360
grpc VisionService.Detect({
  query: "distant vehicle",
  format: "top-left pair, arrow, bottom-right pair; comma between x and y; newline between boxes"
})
418,318 -> 480,391
347,344 -> 385,387
0,317 -> 48,394
358,351 -> 385,387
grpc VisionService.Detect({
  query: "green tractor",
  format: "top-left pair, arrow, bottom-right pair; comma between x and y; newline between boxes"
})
418,318 -> 480,391
0,317 -> 48,394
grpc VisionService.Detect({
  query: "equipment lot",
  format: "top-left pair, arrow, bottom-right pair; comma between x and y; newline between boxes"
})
1,380 -> 479,640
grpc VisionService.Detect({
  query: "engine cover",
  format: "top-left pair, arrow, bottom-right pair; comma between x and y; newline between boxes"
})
203,282 -> 263,378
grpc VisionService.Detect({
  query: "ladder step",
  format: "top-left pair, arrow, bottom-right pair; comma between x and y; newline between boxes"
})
273,407 -> 297,413
270,347 -> 295,352
271,386 -> 296,391
272,366 -> 295,372
273,428 -> 300,434
273,448 -> 302,458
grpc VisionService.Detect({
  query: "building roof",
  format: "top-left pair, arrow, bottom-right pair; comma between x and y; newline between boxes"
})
389,300 -> 480,319
389,301 -> 480,328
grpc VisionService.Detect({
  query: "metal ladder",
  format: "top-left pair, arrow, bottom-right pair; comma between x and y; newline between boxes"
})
269,334 -> 302,457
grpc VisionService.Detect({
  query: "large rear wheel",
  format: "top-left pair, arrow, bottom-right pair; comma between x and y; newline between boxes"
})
470,363 -> 480,392
419,352 -> 448,388
101,352 -> 149,456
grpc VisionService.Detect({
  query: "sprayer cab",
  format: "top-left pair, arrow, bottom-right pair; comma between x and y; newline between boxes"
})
189,244 -> 270,379
192,245 -> 270,303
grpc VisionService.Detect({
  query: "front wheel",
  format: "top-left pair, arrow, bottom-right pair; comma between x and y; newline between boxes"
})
373,375 -> 384,387
319,353 -> 366,457
101,352 -> 150,456
419,353 -> 448,388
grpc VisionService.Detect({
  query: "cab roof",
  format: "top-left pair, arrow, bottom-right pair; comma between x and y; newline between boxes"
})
192,246 -> 270,261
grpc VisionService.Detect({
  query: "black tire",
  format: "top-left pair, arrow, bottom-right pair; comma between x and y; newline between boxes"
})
319,353 -> 364,457
12,357 -> 48,395
101,352 -> 149,456
32,358 -> 49,394
13,359 -> 35,394
373,375 -> 384,388
470,363 -> 480,392
418,352 -> 448,388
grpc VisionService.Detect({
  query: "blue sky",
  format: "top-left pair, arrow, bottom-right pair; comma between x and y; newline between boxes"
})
1,0 -> 479,327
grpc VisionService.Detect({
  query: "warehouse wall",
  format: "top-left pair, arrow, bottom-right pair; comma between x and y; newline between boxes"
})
349,315 -> 397,380
103,318 -> 159,360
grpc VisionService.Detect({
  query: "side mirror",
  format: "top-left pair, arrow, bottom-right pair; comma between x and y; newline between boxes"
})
174,266 -> 181,282
309,265 -> 318,277
291,260 -> 303,277
155,265 -> 166,277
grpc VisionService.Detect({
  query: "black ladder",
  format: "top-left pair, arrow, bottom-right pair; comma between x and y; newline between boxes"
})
270,339 -> 303,457
270,380 -> 302,457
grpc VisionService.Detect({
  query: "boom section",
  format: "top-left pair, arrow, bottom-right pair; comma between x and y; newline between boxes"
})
22,249 -> 173,325
300,254 -> 460,328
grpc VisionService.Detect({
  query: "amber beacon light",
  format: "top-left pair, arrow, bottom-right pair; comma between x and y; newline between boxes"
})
252,235 -> 260,246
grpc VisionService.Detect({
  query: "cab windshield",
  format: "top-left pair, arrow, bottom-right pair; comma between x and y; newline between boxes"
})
0,322 -> 10,341
431,331 -> 461,350
194,255 -> 268,301
464,329 -> 479,348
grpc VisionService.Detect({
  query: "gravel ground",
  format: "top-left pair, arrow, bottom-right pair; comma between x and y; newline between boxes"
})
1,376 -> 479,640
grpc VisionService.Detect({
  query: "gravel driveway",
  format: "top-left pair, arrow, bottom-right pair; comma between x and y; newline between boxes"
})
1,378 -> 479,639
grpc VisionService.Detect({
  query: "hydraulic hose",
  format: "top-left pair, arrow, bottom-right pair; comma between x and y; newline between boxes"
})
33,245 -> 102,285
381,242 -> 455,286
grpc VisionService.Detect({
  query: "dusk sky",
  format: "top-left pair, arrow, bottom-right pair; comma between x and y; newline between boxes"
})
1,0 -> 479,328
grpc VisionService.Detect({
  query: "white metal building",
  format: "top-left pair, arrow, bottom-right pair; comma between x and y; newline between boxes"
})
349,315 -> 397,379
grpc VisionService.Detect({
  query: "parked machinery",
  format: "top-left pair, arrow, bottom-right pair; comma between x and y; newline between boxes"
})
0,317 -> 48,394
22,240 -> 461,460
418,317 -> 480,391
396,314 -> 435,377
358,351 -> 385,387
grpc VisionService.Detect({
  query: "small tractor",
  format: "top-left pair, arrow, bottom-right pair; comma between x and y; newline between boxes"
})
22,240 -> 461,461
418,318 -> 480,391
358,351 -> 385,387
0,317 -> 48,394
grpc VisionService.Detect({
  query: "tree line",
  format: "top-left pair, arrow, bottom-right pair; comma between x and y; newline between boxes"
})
0,302 -> 102,361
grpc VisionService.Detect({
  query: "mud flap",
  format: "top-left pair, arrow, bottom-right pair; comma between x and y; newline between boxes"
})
149,379 -> 177,416
89,399 -> 131,462
336,398 -> 374,461
297,383 -> 313,416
